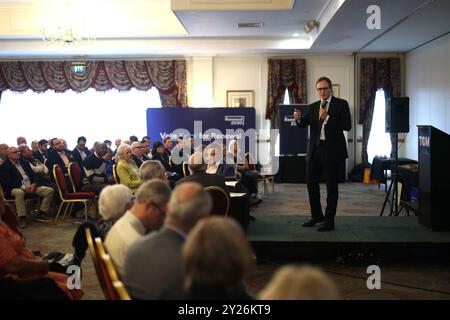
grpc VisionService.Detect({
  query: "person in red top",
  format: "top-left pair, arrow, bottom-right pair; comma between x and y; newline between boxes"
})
0,196 -> 83,300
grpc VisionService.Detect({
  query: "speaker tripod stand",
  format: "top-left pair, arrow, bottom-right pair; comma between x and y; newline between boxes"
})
380,133 -> 400,216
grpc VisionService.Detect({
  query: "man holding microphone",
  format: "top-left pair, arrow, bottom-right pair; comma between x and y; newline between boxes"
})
293,77 -> 352,231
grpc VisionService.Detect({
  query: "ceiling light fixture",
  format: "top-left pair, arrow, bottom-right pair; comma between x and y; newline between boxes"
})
40,0 -> 95,45
304,20 -> 319,33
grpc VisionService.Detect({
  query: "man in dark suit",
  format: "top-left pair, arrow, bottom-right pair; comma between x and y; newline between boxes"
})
176,152 -> 229,195
294,76 -> 352,231
46,138 -> 70,180
0,146 -> 54,225
72,136 -> 91,169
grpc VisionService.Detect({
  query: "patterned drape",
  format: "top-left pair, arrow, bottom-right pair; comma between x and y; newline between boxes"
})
0,60 -> 187,107
359,58 -> 401,163
265,59 -> 307,128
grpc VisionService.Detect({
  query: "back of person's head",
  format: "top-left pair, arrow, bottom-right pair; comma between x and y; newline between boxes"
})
135,179 -> 171,208
183,216 -> 253,291
167,182 -> 211,229
188,152 -> 207,173
129,135 -> 138,142
259,265 -> 339,300
99,184 -> 133,221
139,160 -> 166,182
77,136 -> 87,143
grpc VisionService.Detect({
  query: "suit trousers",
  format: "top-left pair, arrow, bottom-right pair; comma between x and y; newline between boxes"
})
306,143 -> 340,222
11,186 -> 54,217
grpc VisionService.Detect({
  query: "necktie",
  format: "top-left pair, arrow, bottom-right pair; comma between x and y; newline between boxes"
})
316,101 -> 327,146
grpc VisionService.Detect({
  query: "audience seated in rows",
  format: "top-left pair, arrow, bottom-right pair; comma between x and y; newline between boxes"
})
72,184 -> 133,263
116,144 -> 141,193
0,196 -> 83,300
0,146 -> 54,226
182,216 -> 254,300
177,151 -> 229,195
124,182 -> 212,299
259,265 -> 339,300
105,179 -> 171,275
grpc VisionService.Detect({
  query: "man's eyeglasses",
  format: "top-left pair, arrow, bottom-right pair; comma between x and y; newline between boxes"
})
316,87 -> 330,91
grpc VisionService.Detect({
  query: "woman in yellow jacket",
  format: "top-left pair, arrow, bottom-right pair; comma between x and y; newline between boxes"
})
115,144 -> 141,193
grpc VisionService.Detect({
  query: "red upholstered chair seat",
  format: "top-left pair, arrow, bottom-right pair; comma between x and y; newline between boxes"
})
64,192 -> 96,200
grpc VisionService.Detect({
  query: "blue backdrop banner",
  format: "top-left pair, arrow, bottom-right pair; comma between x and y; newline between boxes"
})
278,104 -> 309,155
147,107 -> 256,152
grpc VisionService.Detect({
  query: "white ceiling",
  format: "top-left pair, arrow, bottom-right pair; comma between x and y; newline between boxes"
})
0,0 -> 448,58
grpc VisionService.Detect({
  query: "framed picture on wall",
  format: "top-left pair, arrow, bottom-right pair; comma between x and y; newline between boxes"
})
332,84 -> 340,98
226,90 -> 255,108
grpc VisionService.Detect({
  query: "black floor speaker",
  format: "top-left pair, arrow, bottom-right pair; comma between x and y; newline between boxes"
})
386,97 -> 409,133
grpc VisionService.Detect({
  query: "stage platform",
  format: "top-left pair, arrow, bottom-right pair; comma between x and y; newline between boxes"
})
247,216 -> 450,260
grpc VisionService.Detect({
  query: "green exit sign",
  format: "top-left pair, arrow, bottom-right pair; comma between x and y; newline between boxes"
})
71,63 -> 87,73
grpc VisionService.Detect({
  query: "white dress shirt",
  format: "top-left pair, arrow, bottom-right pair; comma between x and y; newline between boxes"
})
320,96 -> 332,141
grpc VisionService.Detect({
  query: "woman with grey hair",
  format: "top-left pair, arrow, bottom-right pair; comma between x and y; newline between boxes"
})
71,184 -> 133,263
116,144 -> 141,193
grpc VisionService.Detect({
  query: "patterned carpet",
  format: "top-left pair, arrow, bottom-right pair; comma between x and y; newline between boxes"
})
22,182 -> 450,300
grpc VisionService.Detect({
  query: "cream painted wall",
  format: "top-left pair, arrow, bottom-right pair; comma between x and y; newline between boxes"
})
404,34 -> 450,160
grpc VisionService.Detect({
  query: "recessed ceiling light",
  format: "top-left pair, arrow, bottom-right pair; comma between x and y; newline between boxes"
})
292,33 -> 300,37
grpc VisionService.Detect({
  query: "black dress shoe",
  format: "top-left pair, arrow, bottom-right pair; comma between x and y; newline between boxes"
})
317,221 -> 335,232
302,218 -> 324,227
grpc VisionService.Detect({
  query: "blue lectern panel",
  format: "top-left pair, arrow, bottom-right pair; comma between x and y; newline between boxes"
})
278,104 -> 309,155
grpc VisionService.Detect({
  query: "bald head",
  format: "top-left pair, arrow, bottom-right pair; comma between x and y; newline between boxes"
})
0,144 -> 9,156
16,136 -> 27,146
167,182 -> 212,231
7,146 -> 20,162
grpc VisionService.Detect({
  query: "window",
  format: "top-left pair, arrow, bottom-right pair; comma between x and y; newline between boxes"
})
0,87 -> 161,149
283,88 -> 290,105
367,89 -> 391,163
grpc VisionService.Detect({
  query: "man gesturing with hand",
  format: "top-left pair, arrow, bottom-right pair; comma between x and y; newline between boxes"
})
294,77 -> 351,232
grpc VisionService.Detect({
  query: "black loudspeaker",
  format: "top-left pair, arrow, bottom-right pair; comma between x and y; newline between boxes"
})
386,97 -> 409,133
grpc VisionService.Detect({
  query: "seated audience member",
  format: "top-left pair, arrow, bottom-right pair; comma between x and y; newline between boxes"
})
131,142 -> 147,168
46,138 -> 71,178
177,152 -> 228,195
124,182 -> 212,299
104,140 -> 112,149
82,143 -> 112,194
104,148 -> 114,181
170,137 -> 188,176
141,140 -> 151,160
139,160 -> 166,183
0,143 -> 9,165
182,216 -> 254,300
72,136 -> 91,169
0,196 -> 83,300
31,140 -> 39,153
205,143 -> 236,177
61,139 -> 73,160
129,135 -> 139,143
151,141 -> 172,172
72,184 -> 133,263
116,144 -> 141,193
141,136 -> 150,144
228,139 -> 261,205
105,179 -> 171,275
18,144 -> 51,186
259,265 -> 339,300
0,147 -> 54,226
163,136 -> 173,158
16,136 -> 27,146
34,139 -> 48,163
113,138 -> 122,158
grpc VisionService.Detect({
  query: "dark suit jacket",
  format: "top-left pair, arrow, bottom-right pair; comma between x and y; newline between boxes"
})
152,152 -> 171,172
176,171 -> 229,195
33,150 -> 46,163
297,96 -> 352,162
72,147 -> 91,169
216,164 -> 236,177
0,159 -> 36,196
46,149 -> 67,179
